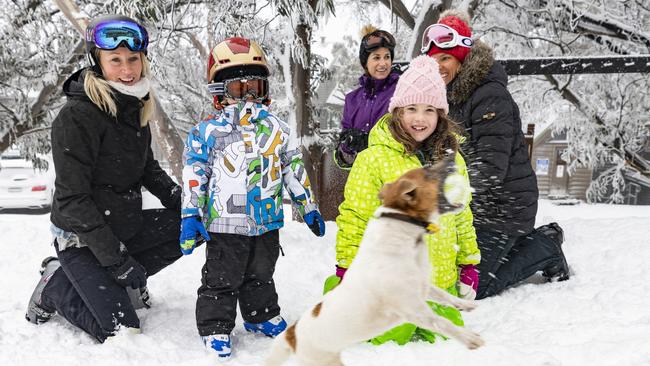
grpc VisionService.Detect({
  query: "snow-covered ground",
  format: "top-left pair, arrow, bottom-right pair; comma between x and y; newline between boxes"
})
1,199 -> 649,366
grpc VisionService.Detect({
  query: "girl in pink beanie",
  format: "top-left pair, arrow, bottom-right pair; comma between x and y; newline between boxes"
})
329,54 -> 480,346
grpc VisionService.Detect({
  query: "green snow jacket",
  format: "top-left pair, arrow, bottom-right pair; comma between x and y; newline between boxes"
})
335,114 -> 480,291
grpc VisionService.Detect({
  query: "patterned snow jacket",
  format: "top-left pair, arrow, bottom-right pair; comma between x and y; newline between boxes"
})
335,114 -> 480,290
182,101 -> 318,236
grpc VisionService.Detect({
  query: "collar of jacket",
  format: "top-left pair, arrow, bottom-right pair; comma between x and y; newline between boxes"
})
359,70 -> 400,97
221,101 -> 270,127
448,40 -> 495,104
63,68 -> 144,127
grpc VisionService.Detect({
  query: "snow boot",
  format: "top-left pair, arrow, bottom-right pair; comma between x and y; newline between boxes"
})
537,222 -> 564,246
202,334 -> 231,358
243,315 -> 287,337
538,223 -> 570,282
25,256 -> 60,324
126,286 -> 151,310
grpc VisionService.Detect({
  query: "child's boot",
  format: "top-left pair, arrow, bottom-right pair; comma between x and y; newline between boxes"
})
202,334 -> 231,358
243,315 -> 287,337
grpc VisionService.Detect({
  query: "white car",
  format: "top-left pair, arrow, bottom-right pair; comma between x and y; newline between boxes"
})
0,151 -> 54,211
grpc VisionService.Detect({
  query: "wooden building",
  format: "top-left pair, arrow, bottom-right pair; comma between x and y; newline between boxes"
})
531,125 -> 650,204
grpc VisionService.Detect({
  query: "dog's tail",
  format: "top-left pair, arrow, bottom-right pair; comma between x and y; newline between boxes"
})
265,324 -> 296,366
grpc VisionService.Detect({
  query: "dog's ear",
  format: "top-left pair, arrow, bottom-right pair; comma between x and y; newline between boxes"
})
397,179 -> 418,204
379,179 -> 418,206
424,154 -> 456,182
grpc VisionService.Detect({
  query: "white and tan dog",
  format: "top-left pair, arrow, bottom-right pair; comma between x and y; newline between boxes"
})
266,157 -> 484,366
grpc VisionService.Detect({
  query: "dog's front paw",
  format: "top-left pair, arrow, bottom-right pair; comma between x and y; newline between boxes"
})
453,298 -> 479,312
460,330 -> 484,349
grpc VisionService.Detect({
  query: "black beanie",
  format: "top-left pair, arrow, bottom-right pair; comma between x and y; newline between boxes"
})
359,30 -> 396,69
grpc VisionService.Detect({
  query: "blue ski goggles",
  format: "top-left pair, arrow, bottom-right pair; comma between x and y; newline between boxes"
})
86,19 -> 149,52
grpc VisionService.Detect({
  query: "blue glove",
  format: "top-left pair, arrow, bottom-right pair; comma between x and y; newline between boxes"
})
179,216 -> 211,255
304,210 -> 325,237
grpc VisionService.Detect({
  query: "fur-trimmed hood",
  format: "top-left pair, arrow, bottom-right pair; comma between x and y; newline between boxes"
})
448,40 -> 503,104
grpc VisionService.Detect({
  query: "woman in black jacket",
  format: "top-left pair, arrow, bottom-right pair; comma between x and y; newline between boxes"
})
25,15 -> 182,342
422,10 -> 570,299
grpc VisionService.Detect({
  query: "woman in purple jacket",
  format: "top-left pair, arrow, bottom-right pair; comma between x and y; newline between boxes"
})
335,27 -> 400,169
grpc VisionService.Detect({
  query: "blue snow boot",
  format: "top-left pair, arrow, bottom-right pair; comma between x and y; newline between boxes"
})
243,315 -> 287,337
25,256 -> 60,324
202,334 -> 231,358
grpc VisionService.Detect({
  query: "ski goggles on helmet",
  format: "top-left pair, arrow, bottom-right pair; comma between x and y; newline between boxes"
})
86,19 -> 149,52
208,77 -> 269,100
362,31 -> 396,51
420,24 -> 473,54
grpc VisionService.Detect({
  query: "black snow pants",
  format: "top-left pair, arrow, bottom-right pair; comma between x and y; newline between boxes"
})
196,229 -> 281,336
475,226 -> 563,299
40,208 -> 181,342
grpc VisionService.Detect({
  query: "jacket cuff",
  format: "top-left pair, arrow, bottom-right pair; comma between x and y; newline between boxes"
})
181,207 -> 200,218
302,203 -> 319,216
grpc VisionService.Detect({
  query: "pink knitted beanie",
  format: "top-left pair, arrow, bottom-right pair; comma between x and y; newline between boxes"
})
388,55 -> 448,114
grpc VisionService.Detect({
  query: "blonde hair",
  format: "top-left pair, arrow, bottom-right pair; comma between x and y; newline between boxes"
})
83,50 -> 154,127
388,107 -> 461,162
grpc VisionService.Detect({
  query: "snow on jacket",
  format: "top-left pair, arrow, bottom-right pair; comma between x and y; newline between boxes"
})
446,41 -> 538,236
182,101 -> 318,236
50,68 -> 181,267
335,114 -> 480,290
341,70 -> 400,133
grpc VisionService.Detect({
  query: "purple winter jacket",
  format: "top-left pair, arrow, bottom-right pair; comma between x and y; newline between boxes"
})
341,70 -> 400,133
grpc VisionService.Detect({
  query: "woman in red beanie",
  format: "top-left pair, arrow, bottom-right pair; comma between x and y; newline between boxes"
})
422,9 -> 570,299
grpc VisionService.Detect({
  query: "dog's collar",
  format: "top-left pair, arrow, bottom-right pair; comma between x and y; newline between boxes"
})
377,212 -> 440,233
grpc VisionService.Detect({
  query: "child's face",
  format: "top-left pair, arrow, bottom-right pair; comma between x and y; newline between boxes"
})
400,104 -> 439,142
224,96 -> 257,105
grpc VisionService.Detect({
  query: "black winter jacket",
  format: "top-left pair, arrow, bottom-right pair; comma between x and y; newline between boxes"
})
50,68 -> 181,266
447,41 -> 538,236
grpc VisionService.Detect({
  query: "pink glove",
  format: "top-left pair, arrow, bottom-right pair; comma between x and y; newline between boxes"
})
336,265 -> 347,280
458,264 -> 479,300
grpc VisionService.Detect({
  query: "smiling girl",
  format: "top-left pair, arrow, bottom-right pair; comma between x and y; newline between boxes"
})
330,56 -> 480,346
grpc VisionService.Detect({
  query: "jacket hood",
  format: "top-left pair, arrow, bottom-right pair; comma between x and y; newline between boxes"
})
367,113 -> 405,154
63,68 -> 91,101
448,40 -> 503,104
358,70 -> 400,97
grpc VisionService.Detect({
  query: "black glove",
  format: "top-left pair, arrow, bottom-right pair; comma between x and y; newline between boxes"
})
108,255 -> 147,289
339,128 -> 369,153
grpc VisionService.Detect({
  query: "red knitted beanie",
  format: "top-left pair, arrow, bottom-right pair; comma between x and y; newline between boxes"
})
426,15 -> 472,63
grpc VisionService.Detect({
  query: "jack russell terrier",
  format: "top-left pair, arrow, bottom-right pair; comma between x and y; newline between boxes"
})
266,156 -> 484,366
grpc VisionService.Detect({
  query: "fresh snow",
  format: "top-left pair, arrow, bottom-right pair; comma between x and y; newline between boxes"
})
1,199 -> 649,365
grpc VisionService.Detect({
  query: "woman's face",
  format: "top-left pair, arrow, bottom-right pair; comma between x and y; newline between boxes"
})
98,47 -> 143,85
431,53 -> 462,85
400,104 -> 439,142
366,47 -> 392,80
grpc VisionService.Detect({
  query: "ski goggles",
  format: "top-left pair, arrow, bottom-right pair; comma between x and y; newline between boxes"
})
362,31 -> 396,51
87,19 -> 149,52
208,77 -> 269,100
420,24 -> 473,53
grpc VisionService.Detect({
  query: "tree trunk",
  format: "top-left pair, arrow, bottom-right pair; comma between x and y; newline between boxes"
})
292,0 -> 330,218
151,97 -> 185,181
